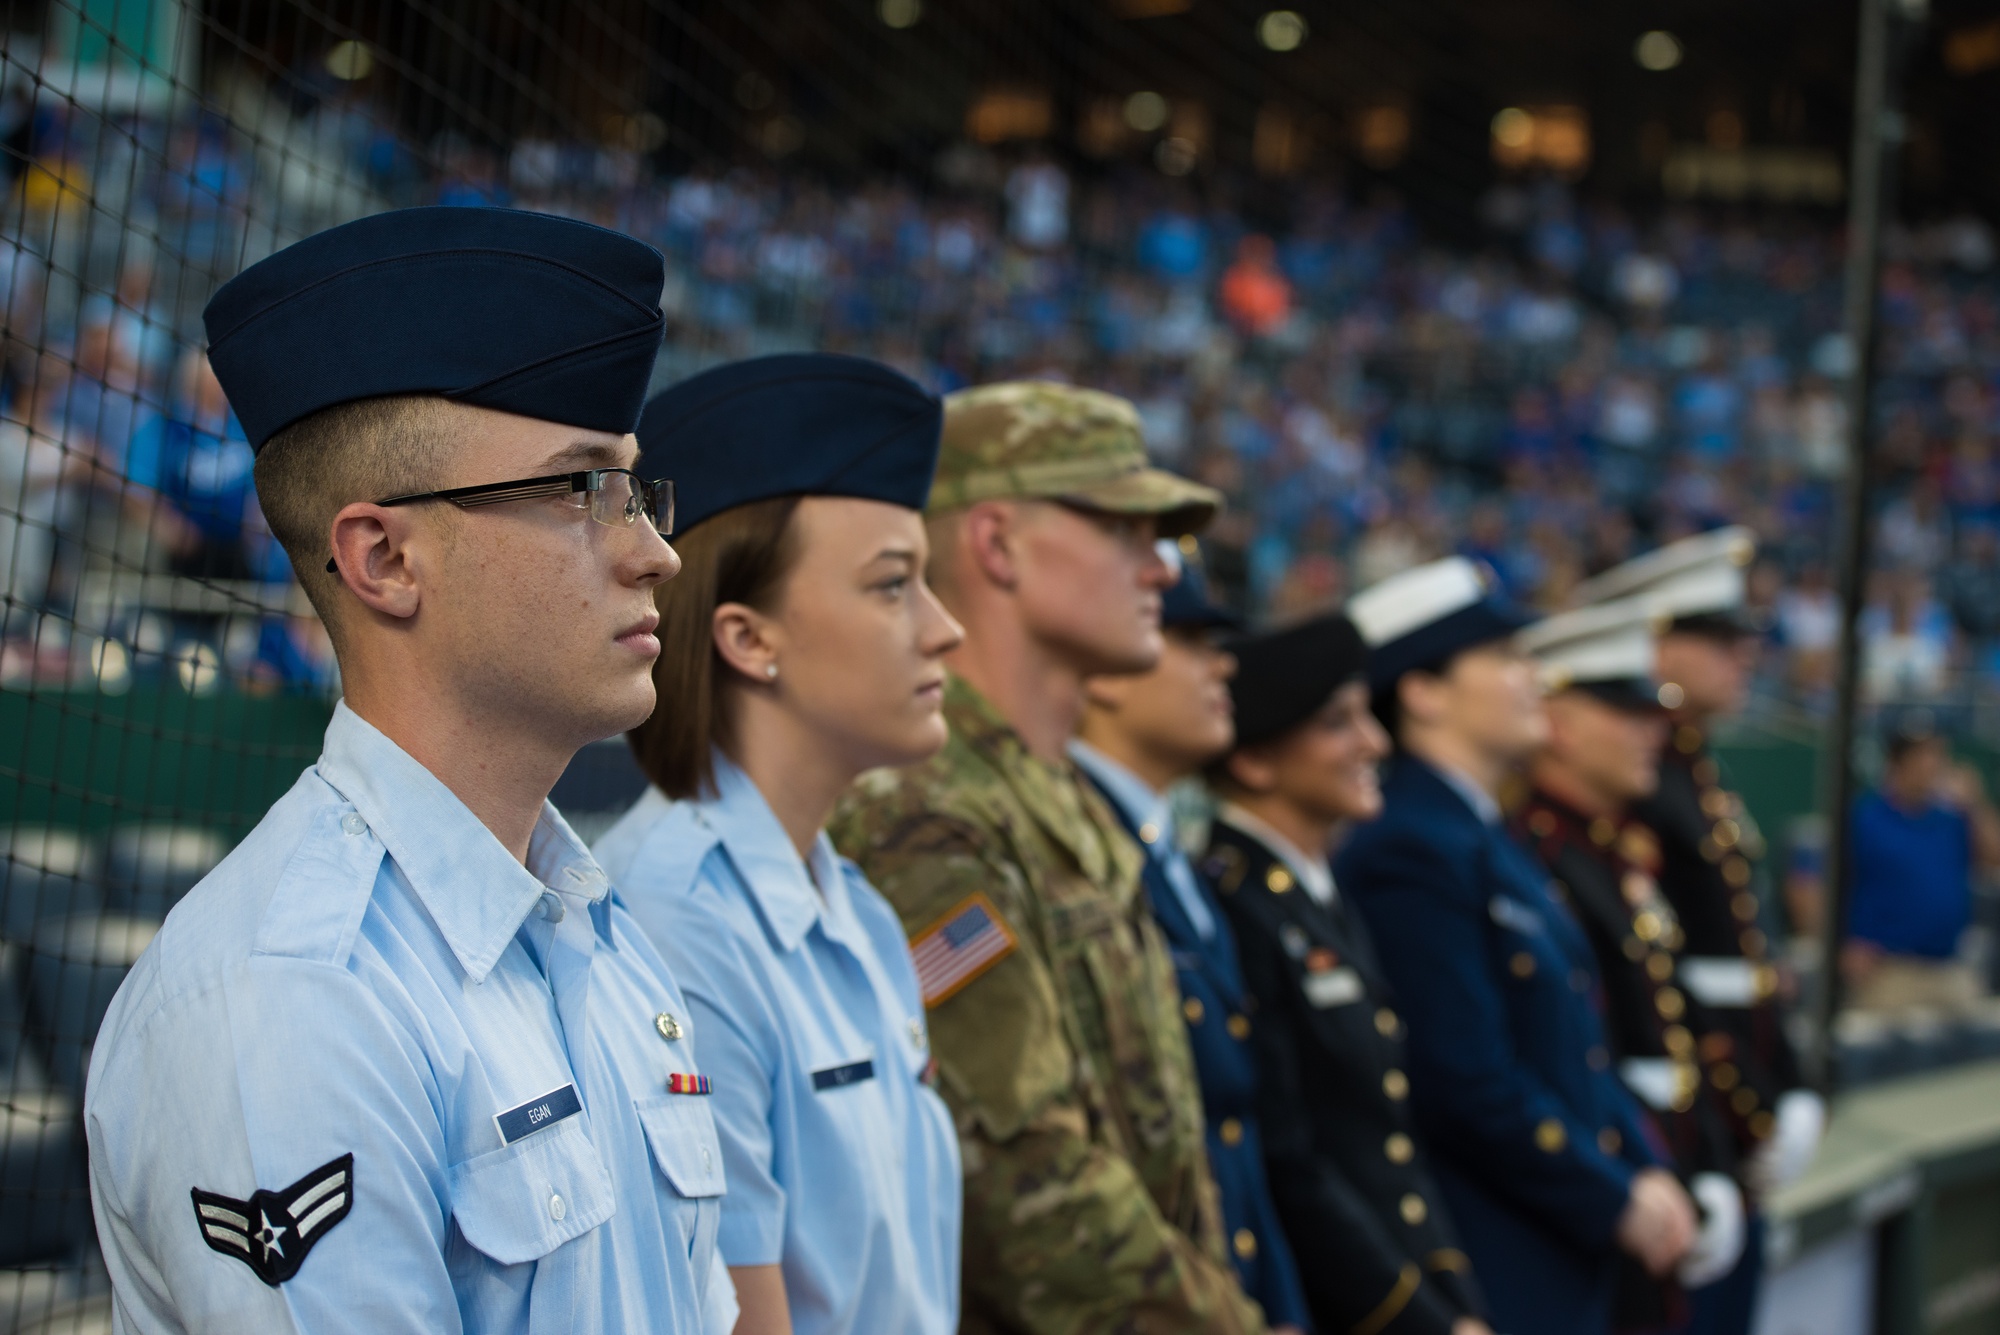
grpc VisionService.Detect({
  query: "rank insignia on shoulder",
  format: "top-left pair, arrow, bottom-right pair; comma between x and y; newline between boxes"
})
190,1153 -> 353,1286
909,892 -> 1018,1007
666,1072 -> 712,1095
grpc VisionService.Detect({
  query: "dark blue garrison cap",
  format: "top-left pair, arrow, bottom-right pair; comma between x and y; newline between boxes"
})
637,354 -> 941,535
204,207 -> 666,451
1159,541 -> 1240,631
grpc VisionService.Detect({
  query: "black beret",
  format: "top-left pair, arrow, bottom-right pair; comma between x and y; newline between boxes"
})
637,354 -> 942,534
204,207 -> 666,451
1224,614 -> 1369,749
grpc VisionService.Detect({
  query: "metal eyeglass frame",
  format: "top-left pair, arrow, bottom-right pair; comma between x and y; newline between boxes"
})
322,468 -> 674,573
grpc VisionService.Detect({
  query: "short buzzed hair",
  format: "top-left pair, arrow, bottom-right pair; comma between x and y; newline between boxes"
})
252,394 -> 457,643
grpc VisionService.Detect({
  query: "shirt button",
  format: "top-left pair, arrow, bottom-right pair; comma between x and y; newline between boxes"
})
1139,822 -> 1160,845
1383,1068 -> 1409,1101
1232,1228 -> 1258,1259
702,1146 -> 713,1171
1536,1119 -> 1568,1154
1400,1193 -> 1428,1226
1374,1008 -> 1399,1037
1219,1117 -> 1244,1147
1226,1014 -> 1251,1040
1183,997 -> 1206,1024
1385,1132 -> 1414,1164
340,812 -> 367,837
548,1192 -> 566,1222
1599,1127 -> 1624,1154
537,891 -> 566,923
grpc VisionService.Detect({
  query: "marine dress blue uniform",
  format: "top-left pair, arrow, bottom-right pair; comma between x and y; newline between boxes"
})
594,758 -> 961,1335
1071,742 -> 1312,1331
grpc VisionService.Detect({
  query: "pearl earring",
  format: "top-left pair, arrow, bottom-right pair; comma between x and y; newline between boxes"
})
765,663 -> 778,680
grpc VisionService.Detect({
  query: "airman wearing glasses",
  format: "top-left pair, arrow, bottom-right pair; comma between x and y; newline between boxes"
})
84,207 -> 736,1334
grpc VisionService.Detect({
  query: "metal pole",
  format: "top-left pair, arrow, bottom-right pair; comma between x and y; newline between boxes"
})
1807,0 -> 1921,1092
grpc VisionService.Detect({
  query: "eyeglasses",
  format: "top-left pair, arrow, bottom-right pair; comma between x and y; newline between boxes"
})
322,468 -> 674,573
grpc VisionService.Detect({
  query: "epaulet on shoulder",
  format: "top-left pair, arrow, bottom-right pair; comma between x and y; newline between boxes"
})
622,800 -> 724,903
252,802 -> 388,966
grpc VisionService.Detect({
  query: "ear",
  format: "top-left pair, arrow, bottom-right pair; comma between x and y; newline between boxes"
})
712,600 -> 780,685
960,501 -> 1022,592
1224,745 -> 1279,795
1397,670 -> 1444,728
327,503 -> 424,621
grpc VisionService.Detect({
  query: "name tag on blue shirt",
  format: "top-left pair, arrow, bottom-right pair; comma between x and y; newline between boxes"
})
494,1084 -> 582,1144
812,1059 -> 875,1092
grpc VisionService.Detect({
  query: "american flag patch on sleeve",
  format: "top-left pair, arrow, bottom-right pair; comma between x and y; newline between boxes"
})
910,892 -> 1018,1007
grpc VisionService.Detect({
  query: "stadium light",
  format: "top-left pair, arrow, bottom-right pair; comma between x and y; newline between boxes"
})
1124,91 -> 1170,132
1491,107 -> 1534,151
325,40 -> 374,81
879,0 -> 922,29
1258,11 -> 1308,52
1634,30 -> 1684,71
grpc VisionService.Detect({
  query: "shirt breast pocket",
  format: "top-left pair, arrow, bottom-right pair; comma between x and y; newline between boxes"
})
633,1092 -> 725,1259
448,1116 -> 615,1266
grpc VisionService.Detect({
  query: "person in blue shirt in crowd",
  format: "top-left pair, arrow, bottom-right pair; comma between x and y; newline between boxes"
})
1843,711 -> 2000,1016
1335,557 -> 1697,1335
1070,544 -> 1313,1335
594,354 -> 965,1335
124,348 -> 258,579
85,206 -> 736,1334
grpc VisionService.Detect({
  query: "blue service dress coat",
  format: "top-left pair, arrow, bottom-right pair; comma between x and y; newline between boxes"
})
1334,755 -> 1661,1335
1079,770 -> 1313,1331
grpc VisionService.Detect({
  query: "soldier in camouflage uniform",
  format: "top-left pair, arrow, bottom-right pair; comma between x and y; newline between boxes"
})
831,383 -> 1271,1335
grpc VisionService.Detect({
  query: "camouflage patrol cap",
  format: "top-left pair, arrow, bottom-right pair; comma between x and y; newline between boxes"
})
928,381 -> 1221,537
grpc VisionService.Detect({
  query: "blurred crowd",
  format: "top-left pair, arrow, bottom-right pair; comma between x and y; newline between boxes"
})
6,88 -> 2000,722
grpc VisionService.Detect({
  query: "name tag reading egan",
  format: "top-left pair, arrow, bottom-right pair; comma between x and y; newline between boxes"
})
494,1084 -> 582,1145
812,1059 -> 876,1092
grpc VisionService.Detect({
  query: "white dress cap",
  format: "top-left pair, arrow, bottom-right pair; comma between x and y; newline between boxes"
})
1570,526 -> 1755,620
1517,597 -> 1663,691
1347,556 -> 1491,648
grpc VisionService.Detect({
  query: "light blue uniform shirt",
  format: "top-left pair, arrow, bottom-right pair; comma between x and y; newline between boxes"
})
86,703 -> 734,1334
1068,741 -> 1217,938
594,755 -> 961,1335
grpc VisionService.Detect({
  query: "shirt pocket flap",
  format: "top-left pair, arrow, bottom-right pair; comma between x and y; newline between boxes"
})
449,1116 -> 615,1265
634,1093 -> 726,1199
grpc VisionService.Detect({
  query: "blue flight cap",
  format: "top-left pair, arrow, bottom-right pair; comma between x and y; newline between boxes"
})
1157,540 -> 1240,631
1347,556 -> 1537,692
637,354 -> 942,534
204,207 -> 667,451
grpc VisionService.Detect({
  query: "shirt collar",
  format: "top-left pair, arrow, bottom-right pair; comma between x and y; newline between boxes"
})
314,701 -> 613,983
1430,758 -> 1503,827
1216,801 -> 1337,907
1067,740 -> 1175,844
696,751 -> 834,953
